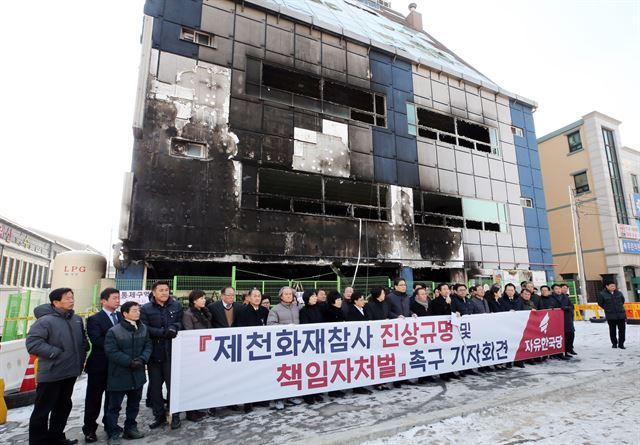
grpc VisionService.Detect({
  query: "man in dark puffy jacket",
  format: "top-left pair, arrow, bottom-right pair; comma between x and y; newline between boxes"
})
140,281 -> 183,429
551,283 -> 575,358
597,280 -> 627,349
104,301 -> 152,445
450,283 -> 474,315
387,277 -> 413,319
26,287 -> 89,445
499,283 -> 524,312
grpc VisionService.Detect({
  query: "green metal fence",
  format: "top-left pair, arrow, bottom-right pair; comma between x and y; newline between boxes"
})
173,276 -> 230,298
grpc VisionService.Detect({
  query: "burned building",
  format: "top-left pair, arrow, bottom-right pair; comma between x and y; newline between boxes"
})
117,0 -> 554,284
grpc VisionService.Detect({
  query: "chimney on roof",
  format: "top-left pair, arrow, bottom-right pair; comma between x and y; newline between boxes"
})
406,3 -> 423,31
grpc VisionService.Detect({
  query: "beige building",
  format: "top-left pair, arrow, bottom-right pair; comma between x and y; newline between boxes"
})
537,112 -> 640,301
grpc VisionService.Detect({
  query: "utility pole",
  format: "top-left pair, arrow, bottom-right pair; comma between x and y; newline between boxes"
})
569,186 -> 588,304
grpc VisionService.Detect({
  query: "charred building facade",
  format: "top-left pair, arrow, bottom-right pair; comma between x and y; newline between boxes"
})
118,0 -> 554,284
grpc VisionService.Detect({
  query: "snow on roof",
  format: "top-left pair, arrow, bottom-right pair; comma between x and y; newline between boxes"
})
247,0 -> 535,106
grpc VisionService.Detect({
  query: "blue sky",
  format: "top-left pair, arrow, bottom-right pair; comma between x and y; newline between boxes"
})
0,0 -> 637,257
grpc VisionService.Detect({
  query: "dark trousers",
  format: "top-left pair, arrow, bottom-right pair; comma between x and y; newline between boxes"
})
83,372 -> 109,434
565,331 -> 575,353
148,361 -> 171,419
29,376 -> 77,445
104,388 -> 143,438
608,319 -> 626,346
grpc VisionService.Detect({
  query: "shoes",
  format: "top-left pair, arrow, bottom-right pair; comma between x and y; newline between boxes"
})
56,439 -> 79,445
274,400 -> 285,410
440,374 -> 451,381
612,344 -> 618,348
514,362 -> 525,368
619,345 -> 626,349
314,394 -> 323,403
122,428 -> 145,439
84,432 -> 97,443
328,390 -> 346,398
450,372 -> 462,379
303,395 -> 315,405
289,397 -> 304,405
557,355 -> 569,360
568,350 -> 578,355
465,369 -> 479,375
170,413 -> 181,429
417,376 -> 435,384
243,404 -> 253,413
149,417 -> 166,429
353,387 -> 372,395
107,437 -> 121,445
564,353 -> 572,359
392,382 -> 402,388
506,363 -> 513,369
207,408 -> 216,416
186,411 -> 205,422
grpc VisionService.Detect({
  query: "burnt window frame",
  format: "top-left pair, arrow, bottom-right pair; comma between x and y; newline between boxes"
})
406,103 -> 500,156
244,166 -> 391,222
413,190 -> 509,233
246,58 -> 387,128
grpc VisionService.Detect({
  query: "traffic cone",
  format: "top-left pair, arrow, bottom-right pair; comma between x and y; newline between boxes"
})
19,355 -> 37,392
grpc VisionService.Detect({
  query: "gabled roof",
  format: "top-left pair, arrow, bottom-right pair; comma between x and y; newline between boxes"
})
247,0 -> 537,107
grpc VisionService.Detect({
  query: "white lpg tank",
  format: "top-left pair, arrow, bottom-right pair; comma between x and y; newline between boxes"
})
50,251 -> 107,312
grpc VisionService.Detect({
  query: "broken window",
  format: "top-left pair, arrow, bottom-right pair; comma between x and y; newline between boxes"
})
409,104 -> 500,155
170,138 -> 208,159
247,60 -> 387,127
247,166 -> 389,221
180,27 -> 216,48
414,191 -> 508,232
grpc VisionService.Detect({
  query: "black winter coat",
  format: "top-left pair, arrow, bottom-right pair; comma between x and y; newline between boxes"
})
410,299 -> 432,317
236,305 -> 269,327
140,295 -> 183,363
551,293 -> 575,332
485,297 -> 502,313
430,295 -> 451,316
345,304 -> 367,322
324,305 -> 345,323
104,320 -> 152,391
597,289 -> 626,320
499,295 -> 524,312
299,304 -> 325,324
539,295 -> 560,310
386,291 -> 412,318
183,307 -> 213,330
450,296 -> 474,315
365,298 -> 390,321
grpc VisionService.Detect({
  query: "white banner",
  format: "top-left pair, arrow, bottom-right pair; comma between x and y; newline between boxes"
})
170,310 -> 565,413
119,290 -> 149,305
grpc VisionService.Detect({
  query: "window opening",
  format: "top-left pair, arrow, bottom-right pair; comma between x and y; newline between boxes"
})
567,131 -> 582,153
180,27 -> 216,48
602,128 -> 629,224
511,126 -> 524,137
520,197 -> 534,208
170,138 -> 207,159
573,171 -> 590,194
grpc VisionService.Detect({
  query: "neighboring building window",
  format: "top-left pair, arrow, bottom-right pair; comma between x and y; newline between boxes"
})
406,104 -> 500,155
572,171 -> 590,194
567,131 -> 582,153
0,256 -> 6,285
602,128 -> 629,224
511,126 -> 524,137
180,27 -> 216,48
520,197 -> 534,208
632,174 -> 639,194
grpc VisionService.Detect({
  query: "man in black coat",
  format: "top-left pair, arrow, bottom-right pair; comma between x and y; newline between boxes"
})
410,287 -> 431,317
450,283 -> 474,315
499,284 -> 524,312
140,281 -> 183,429
430,283 -> 452,316
597,280 -> 627,349
236,288 -> 269,327
82,288 -> 122,443
207,286 -> 242,328
551,284 -> 575,358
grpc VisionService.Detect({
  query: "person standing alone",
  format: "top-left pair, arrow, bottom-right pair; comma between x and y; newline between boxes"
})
598,280 -> 627,349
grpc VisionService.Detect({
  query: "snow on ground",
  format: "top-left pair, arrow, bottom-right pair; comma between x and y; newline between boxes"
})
2,322 -> 639,445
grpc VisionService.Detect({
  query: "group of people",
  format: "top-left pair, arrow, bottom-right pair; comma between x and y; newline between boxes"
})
25,277 -> 628,445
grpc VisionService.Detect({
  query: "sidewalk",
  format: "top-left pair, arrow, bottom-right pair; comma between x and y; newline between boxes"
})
2,321 -> 638,445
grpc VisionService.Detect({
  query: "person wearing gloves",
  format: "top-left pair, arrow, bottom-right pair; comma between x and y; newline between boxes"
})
103,302 -> 152,445
140,281 -> 183,429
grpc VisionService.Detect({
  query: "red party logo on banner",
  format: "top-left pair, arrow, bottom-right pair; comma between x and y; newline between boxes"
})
514,310 -> 565,361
